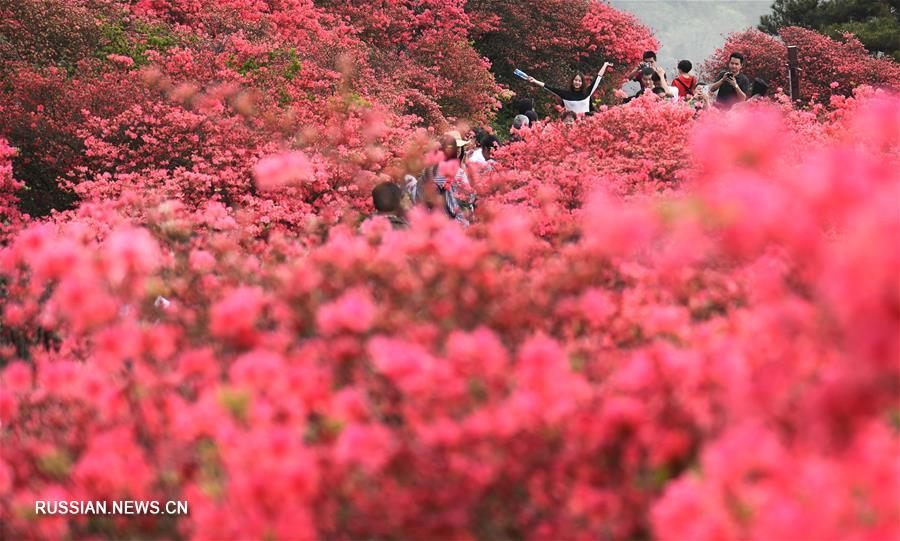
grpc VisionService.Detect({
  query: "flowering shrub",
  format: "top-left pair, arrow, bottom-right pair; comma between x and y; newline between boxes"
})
469,0 -> 657,109
2,1 -> 899,538
316,0 -> 504,126
3,87 -> 899,538
0,0 -> 489,220
702,26 -> 900,105
0,138 -> 24,241
0,0 -> 101,70
0,61 -> 147,217
479,95 -> 695,240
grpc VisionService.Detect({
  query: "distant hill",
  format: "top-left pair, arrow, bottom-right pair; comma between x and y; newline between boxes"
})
609,0 -> 773,73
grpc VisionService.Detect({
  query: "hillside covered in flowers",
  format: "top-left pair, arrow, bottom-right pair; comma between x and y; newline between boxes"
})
1,0 -> 898,540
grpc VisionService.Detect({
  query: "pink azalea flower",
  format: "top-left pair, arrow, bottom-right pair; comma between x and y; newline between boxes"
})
316,289 -> 375,335
106,54 -> 134,67
253,151 -> 315,191
335,423 -> 395,473
437,158 -> 459,179
209,287 -> 265,341
2,361 -> 32,393
104,227 -> 161,285
189,249 -> 216,273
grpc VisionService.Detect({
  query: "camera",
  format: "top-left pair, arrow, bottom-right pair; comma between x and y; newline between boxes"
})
640,61 -> 651,69
725,72 -> 734,78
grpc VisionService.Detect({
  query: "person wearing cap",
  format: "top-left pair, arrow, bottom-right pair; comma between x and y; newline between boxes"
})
444,129 -> 474,186
444,130 -> 478,221
413,132 -> 471,226
445,129 -> 472,150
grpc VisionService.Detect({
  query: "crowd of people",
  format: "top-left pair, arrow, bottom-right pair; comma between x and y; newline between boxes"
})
370,50 -> 770,228
372,129 -> 497,229
621,50 -> 769,109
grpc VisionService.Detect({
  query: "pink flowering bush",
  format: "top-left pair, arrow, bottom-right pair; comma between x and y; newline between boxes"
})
468,0 -> 656,116
316,0 -> 504,126
469,0 -> 656,93
0,138 -> 25,241
0,62 -> 143,216
2,2 -> 899,539
3,89 -> 899,539
1,0 -> 483,220
0,0 -> 102,69
478,95 -> 694,240
702,27 -> 900,105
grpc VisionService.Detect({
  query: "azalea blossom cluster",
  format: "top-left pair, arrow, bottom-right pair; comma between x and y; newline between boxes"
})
479,95 -> 694,240
0,137 -> 23,233
3,89 -> 899,539
2,0 -> 900,539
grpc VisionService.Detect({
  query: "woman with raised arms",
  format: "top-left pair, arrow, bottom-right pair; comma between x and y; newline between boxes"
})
525,61 -> 613,114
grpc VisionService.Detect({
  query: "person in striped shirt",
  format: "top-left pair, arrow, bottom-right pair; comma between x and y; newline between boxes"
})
412,132 -> 471,226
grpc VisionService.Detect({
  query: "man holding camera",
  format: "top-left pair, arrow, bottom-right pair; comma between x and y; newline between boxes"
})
709,52 -> 751,109
629,51 -> 661,83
